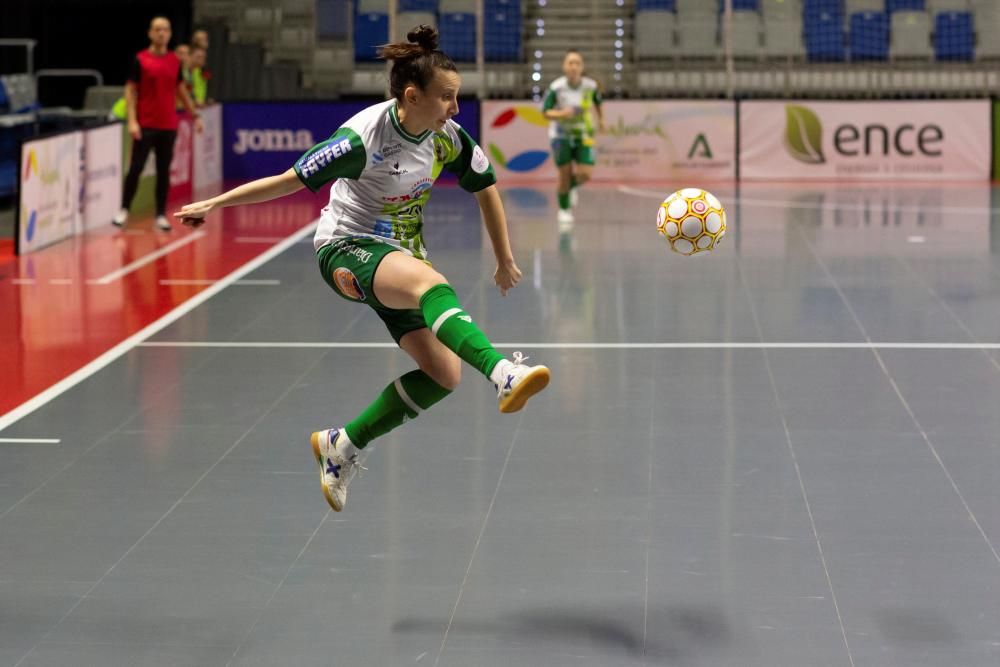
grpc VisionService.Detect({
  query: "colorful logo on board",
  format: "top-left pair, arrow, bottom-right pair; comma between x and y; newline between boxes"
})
488,106 -> 549,173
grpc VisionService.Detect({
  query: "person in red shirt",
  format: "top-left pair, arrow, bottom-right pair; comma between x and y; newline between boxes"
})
113,16 -> 202,232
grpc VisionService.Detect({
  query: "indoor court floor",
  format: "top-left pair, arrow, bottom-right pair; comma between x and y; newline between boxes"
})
1,182 -> 999,666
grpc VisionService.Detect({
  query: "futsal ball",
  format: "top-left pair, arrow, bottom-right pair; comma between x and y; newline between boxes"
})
656,188 -> 726,256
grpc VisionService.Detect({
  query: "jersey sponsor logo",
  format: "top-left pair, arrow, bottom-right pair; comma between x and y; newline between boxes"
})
471,145 -> 490,174
388,161 -> 409,177
233,129 -> 315,155
371,151 -> 384,164
379,142 -> 403,158
299,138 -> 354,178
332,267 -> 366,301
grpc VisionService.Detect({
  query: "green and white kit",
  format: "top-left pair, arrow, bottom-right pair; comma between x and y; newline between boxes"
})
542,76 -> 602,166
293,99 -> 497,342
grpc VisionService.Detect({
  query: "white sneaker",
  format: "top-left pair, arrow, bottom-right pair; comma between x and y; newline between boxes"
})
557,208 -> 575,232
496,352 -> 551,414
310,429 -> 364,512
570,187 -> 579,208
111,209 -> 128,228
155,215 -> 172,231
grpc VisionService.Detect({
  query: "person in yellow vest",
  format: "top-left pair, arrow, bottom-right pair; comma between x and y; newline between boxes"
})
189,45 -> 212,106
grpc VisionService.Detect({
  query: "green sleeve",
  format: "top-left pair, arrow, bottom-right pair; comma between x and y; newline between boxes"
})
542,88 -> 557,112
444,126 -> 497,193
293,127 -> 366,192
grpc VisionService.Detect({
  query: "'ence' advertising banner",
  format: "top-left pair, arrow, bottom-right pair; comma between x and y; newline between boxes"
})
740,101 -> 990,181
223,101 -> 481,181
18,132 -> 83,253
481,100 -> 736,182
82,123 -> 123,232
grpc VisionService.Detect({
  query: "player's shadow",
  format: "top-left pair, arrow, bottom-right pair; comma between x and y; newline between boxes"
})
392,604 -> 730,663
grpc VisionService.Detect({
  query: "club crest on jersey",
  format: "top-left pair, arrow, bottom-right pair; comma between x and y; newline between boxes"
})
434,142 -> 448,162
333,268 -> 366,301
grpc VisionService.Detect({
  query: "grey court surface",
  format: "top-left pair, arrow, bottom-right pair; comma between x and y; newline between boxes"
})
2,183 -> 1000,666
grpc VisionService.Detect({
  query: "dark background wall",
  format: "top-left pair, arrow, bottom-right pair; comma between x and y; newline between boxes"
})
1,0 -> 194,106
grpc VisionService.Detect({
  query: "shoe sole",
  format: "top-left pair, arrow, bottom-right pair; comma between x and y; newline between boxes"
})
310,431 -> 343,512
499,366 -> 551,414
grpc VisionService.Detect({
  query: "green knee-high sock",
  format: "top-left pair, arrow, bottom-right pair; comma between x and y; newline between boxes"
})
419,283 -> 506,379
558,192 -> 571,210
344,370 -> 451,448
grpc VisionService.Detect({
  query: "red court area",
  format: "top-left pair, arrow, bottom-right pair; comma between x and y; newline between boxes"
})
0,185 -> 320,417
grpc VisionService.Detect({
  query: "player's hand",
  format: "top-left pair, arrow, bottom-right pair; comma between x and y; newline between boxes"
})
194,117 -> 204,134
174,199 -> 215,228
494,260 -> 522,297
128,121 -> 141,141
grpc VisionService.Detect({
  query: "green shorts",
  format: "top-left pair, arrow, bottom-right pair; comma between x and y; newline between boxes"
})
551,135 -> 596,167
316,237 -> 427,345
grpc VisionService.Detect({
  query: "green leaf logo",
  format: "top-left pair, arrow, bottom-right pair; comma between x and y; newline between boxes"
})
488,143 -> 508,167
784,105 -> 825,164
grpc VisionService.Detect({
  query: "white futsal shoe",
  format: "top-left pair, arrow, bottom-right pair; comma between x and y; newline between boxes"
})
155,215 -> 173,231
496,352 -> 551,414
557,208 -> 575,232
310,428 -> 364,512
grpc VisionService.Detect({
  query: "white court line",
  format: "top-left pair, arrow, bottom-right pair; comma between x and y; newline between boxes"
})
137,341 -> 1000,350
0,221 -> 318,433
88,231 -> 207,285
159,279 -> 281,286
0,438 -> 60,444
616,184 -> 1000,215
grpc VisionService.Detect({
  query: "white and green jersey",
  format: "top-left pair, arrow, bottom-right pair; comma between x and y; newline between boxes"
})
542,76 -> 602,141
293,99 -> 496,260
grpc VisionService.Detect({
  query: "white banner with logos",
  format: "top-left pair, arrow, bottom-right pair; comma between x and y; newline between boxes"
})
193,104 -> 223,190
19,123 -> 126,254
740,101 -> 990,181
18,132 -> 83,253
482,100 -> 736,182
82,123 -> 123,232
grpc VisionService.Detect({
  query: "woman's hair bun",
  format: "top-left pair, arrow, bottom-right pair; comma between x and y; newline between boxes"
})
407,24 -> 438,52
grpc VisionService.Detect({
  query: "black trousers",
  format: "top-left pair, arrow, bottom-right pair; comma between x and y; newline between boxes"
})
121,128 -> 177,217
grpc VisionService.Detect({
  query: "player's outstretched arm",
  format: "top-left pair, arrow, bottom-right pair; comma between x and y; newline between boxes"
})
174,168 -> 305,227
475,184 -> 522,297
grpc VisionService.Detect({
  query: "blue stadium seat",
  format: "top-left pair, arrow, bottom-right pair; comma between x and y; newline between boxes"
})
439,12 -> 476,62
483,0 -> 521,23
399,0 -> 438,11
934,11 -> 974,60
354,12 -> 389,62
805,9 -> 846,60
725,0 -> 761,10
484,7 -> 521,61
887,0 -> 925,12
637,0 -> 676,10
849,11 -> 889,60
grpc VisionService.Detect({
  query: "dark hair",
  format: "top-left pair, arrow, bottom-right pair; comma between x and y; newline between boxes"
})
378,25 -> 457,101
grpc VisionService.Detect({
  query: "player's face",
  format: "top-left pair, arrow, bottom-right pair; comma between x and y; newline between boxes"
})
190,49 -> 206,68
410,69 -> 461,131
563,52 -> 583,83
149,19 -> 172,49
176,45 -> 190,66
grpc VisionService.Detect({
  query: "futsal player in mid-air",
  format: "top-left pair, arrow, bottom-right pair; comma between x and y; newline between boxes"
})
542,50 -> 605,232
175,25 -> 550,511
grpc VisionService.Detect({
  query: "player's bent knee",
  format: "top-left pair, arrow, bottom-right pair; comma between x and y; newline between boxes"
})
413,272 -> 450,299
427,359 -> 461,390
576,171 -> 591,184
